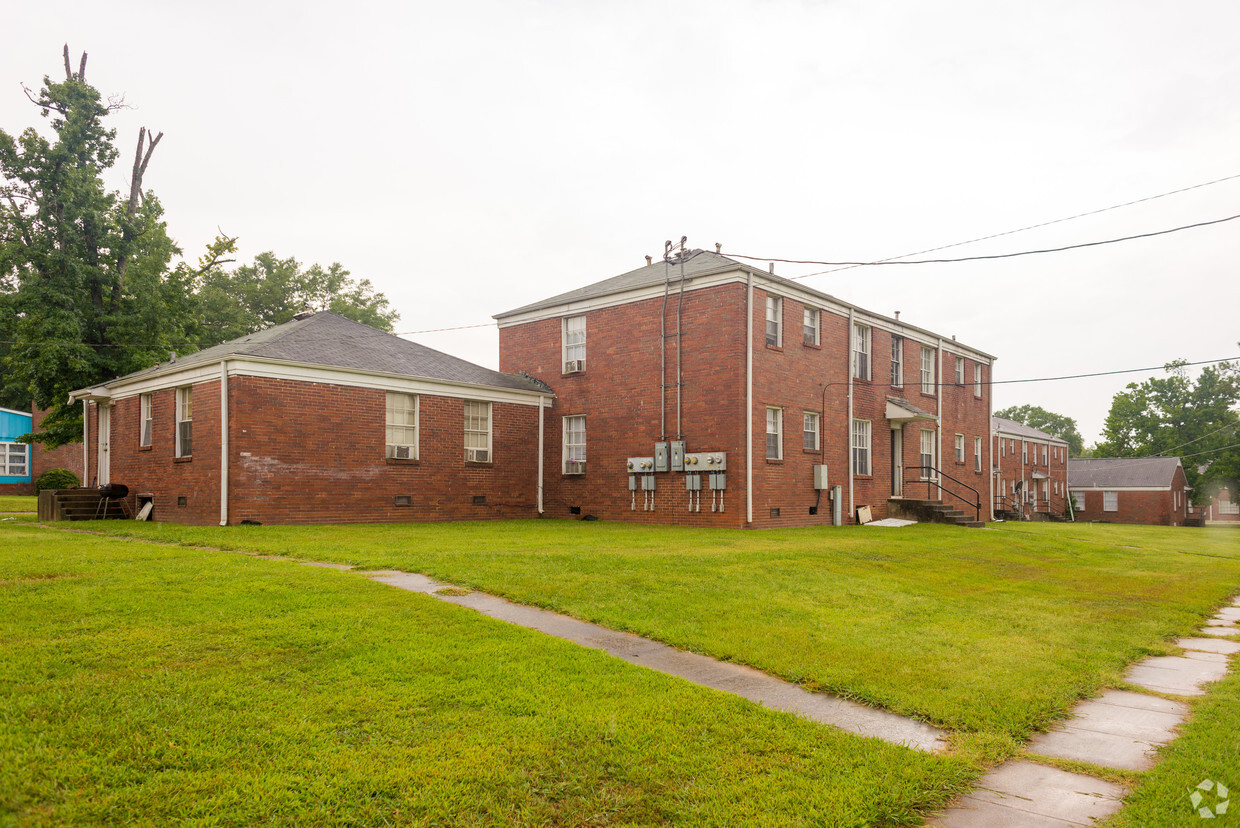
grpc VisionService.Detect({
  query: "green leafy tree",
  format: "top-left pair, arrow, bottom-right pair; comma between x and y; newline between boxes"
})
0,47 -> 199,447
193,251 -> 398,346
994,404 -> 1085,457
1095,359 -> 1240,502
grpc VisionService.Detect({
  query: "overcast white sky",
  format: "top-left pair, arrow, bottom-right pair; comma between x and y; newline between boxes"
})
4,1 -> 1238,443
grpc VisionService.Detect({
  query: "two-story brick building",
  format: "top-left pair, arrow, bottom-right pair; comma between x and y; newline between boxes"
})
495,247 -> 995,527
992,416 -> 1070,520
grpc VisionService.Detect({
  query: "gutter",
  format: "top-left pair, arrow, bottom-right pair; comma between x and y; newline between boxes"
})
746,270 -> 753,525
847,308 -> 855,519
220,360 -> 229,526
537,395 -> 545,514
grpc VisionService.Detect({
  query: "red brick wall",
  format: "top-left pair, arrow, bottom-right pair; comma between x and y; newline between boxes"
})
992,434 -> 1069,519
1206,487 -> 1240,523
90,376 -> 542,526
31,407 -> 85,485
499,281 -> 993,527
1071,467 -> 1189,526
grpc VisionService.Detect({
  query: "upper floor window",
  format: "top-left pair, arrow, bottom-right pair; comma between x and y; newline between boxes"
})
766,407 -> 783,460
852,323 -> 871,380
890,336 -> 904,387
803,307 -> 820,345
563,415 -> 586,474
803,411 -> 819,451
1042,445 -> 1048,465
920,346 -> 936,394
765,296 -> 782,347
176,387 -> 193,458
139,393 -> 152,447
974,363 -> 983,397
955,356 -> 965,385
464,401 -> 491,463
386,391 -> 419,459
562,315 -> 586,373
974,436 -> 983,472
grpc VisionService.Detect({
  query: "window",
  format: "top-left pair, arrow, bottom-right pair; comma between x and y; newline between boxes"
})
765,407 -> 783,459
955,356 -> 965,384
765,296 -> 782,347
1,443 -> 27,477
1073,491 -> 1086,511
974,436 -> 982,472
1000,438 -> 1005,457
919,429 -> 935,479
954,433 -> 965,463
1042,446 -> 1048,465
563,415 -> 586,473
1022,442 -> 1028,463
562,315 -> 586,372
1220,499 -> 1239,515
803,411 -> 819,451
974,363 -> 983,397
851,419 -> 871,476
890,336 -> 904,386
920,345 -> 935,393
463,401 -> 491,462
386,392 -> 419,459
852,323 -> 871,380
139,393 -> 152,447
1103,491 -> 1118,512
803,307 -> 820,345
176,387 -> 193,458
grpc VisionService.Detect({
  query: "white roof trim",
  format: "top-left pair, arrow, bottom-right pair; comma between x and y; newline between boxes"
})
0,407 -> 32,418
1068,485 -> 1174,492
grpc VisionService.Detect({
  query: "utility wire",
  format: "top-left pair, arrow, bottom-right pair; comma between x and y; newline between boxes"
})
725,211 -> 1240,271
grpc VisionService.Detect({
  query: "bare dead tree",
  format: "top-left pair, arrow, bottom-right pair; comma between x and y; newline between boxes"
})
113,126 -> 164,297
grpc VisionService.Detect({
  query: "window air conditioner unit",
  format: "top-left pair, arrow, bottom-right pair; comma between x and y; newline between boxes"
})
388,444 -> 413,460
565,459 -> 586,474
467,449 -> 489,463
564,359 -> 585,373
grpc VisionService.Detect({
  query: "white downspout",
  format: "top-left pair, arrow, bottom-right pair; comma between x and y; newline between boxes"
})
936,339 -> 944,502
82,399 -> 89,485
988,360 -> 995,521
746,271 -> 754,525
847,309 -> 855,519
537,395 -> 545,514
219,360 -> 229,526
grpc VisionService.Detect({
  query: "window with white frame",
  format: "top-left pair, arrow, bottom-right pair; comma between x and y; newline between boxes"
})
974,363 -> 983,397
920,345 -> 935,393
890,336 -> 904,386
852,419 -> 871,476
974,436 -> 982,472
803,307 -> 820,345
852,323 -> 871,380
803,411 -> 819,451
175,387 -> 193,458
1220,498 -> 1239,515
1,443 -> 27,477
386,392 -> 419,459
1103,490 -> 1118,512
954,433 -> 965,463
1073,491 -> 1085,511
955,356 -> 965,384
562,315 -> 586,372
1022,442 -> 1028,463
765,296 -> 782,347
919,429 -> 935,479
1042,445 -> 1048,465
766,407 -> 783,460
563,415 -> 586,473
139,393 -> 153,447
463,401 -> 491,462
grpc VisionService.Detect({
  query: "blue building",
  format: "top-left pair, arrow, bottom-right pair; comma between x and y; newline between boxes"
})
0,407 -> 32,491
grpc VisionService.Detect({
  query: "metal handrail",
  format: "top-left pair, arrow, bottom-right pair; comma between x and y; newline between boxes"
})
906,465 -> 982,523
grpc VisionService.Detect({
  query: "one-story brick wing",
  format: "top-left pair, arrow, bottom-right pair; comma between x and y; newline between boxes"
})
68,312 -> 552,525
1067,456 -> 1189,526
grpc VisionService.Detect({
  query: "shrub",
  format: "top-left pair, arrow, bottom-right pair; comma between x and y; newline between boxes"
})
35,467 -> 81,493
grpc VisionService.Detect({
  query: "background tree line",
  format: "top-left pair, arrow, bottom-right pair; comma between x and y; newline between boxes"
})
0,48 -> 395,447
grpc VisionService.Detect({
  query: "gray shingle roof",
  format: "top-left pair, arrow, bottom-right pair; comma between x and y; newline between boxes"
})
102,312 -> 547,394
1068,457 -> 1183,488
992,416 -> 1069,445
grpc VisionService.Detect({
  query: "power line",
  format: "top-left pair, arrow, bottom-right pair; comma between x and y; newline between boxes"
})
989,357 -> 1237,386
725,211 -> 1240,271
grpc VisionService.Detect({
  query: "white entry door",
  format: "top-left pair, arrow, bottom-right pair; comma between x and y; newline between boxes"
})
96,404 -> 111,486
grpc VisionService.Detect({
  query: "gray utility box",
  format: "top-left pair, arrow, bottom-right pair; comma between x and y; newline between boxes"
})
670,441 -> 686,471
627,457 -> 655,472
654,442 -> 670,473
813,464 -> 829,490
684,452 -> 726,472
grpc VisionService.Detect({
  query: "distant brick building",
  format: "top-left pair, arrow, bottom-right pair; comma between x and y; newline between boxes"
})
69,313 -> 550,525
992,416 -> 1070,520
1068,457 -> 1189,526
1201,485 -> 1240,525
496,248 -> 994,527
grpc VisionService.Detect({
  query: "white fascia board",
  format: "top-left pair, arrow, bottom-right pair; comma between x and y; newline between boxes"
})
0,407 -> 32,418
1068,485 -> 1172,492
992,429 -> 1069,446
94,358 -> 551,408
498,267 -> 995,364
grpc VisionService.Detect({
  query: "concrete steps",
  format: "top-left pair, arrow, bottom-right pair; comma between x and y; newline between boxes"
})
889,498 -> 984,528
37,488 -> 128,521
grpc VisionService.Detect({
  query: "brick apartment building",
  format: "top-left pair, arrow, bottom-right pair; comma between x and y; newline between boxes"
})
496,247 -> 995,527
992,416 -> 1070,520
68,312 -> 550,525
1201,484 -> 1240,525
1068,457 -> 1189,526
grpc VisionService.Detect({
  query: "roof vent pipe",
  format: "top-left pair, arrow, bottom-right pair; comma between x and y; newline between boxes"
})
715,242 -> 721,253
894,311 -> 900,321
169,351 -> 176,363
768,263 -> 774,274
646,255 -> 652,265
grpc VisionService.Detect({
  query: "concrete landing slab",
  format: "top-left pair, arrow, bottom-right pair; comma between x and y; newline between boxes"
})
1217,606 -> 1240,619
365,570 -> 948,752
1179,637 -> 1240,655
1026,691 -> 1187,770
299,561 -> 355,571
929,761 -> 1125,827
1125,653 -> 1229,696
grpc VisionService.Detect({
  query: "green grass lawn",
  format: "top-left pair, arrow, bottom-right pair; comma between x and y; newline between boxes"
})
0,495 -> 35,512
69,518 -> 1240,764
0,522 -> 973,827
